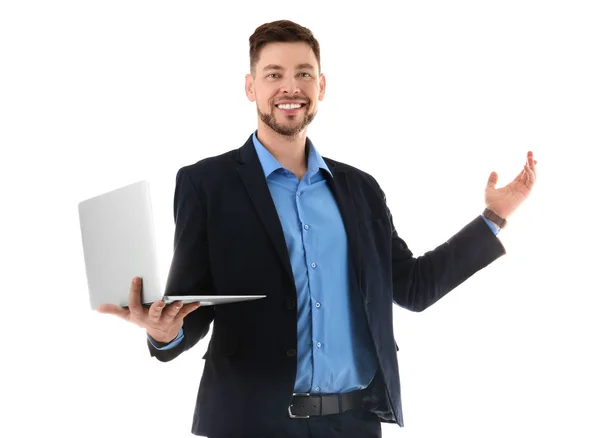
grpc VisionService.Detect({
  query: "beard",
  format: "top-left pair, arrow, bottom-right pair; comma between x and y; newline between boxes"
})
257,101 -> 317,137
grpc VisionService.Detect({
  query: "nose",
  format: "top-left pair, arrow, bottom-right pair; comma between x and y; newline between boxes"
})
279,76 -> 301,95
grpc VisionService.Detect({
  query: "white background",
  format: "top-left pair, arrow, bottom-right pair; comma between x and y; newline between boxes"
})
1,1 -> 598,437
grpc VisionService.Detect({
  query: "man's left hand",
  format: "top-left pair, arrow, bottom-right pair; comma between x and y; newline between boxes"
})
484,151 -> 537,219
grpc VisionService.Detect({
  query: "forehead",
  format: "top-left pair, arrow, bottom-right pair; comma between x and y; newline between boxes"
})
256,42 -> 318,69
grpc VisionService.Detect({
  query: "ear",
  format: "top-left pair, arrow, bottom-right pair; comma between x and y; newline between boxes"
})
318,73 -> 326,102
245,74 -> 255,102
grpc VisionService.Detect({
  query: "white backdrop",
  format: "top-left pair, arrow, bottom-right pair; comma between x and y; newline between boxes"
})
1,1 -> 598,437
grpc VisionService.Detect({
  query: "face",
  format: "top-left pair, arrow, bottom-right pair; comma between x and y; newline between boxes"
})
245,42 -> 326,137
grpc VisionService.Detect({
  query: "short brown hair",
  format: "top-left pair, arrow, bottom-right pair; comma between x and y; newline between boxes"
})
249,20 -> 321,75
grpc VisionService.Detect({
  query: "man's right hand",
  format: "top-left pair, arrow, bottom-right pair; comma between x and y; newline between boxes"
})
96,276 -> 201,344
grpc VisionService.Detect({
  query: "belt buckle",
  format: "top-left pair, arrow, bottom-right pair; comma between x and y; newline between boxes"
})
288,393 -> 311,419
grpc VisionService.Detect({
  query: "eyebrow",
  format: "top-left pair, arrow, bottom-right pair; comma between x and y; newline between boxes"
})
263,63 -> 317,72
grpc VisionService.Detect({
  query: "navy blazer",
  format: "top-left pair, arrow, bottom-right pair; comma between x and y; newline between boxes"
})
148,133 -> 506,437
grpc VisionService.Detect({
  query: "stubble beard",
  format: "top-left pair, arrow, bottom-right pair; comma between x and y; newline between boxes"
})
257,101 -> 317,137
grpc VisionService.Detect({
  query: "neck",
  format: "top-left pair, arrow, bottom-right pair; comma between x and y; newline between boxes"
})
256,123 -> 308,178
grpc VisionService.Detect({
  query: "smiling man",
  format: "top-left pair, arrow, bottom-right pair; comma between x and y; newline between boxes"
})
253,52 -> 320,135
98,20 -> 537,438
246,39 -> 325,179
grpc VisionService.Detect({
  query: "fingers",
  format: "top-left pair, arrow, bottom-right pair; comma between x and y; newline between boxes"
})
527,151 -> 537,178
527,150 -> 536,167
513,151 -> 537,185
148,300 -> 166,322
128,277 -> 145,317
525,151 -> 537,186
148,300 -> 200,326
523,165 -> 530,184
97,303 -> 129,320
176,302 -> 202,320
486,171 -> 498,190
162,300 -> 184,320
524,162 -> 536,187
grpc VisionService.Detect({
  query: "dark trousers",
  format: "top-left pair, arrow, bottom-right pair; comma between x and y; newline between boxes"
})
209,408 -> 382,438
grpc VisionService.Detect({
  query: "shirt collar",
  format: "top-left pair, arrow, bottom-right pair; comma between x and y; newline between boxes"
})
252,131 -> 332,179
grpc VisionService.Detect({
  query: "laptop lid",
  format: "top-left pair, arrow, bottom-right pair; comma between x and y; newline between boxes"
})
78,180 -> 164,309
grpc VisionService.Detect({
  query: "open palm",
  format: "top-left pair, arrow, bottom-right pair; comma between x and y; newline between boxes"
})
484,151 -> 537,219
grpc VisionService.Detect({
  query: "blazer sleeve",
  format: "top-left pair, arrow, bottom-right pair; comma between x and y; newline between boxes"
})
379,186 -> 507,312
149,167 -> 215,362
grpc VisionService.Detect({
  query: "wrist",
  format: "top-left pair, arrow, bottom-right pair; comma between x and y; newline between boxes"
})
147,331 -> 177,346
483,207 -> 507,229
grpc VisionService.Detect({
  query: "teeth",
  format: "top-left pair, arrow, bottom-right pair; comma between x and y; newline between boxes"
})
277,103 -> 303,109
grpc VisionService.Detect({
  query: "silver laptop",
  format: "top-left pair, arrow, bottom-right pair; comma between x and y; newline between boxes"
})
78,180 -> 265,310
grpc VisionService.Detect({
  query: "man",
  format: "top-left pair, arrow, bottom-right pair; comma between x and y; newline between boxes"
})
98,20 -> 537,438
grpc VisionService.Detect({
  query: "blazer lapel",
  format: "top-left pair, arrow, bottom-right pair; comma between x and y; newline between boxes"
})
236,136 -> 295,284
325,164 -> 364,299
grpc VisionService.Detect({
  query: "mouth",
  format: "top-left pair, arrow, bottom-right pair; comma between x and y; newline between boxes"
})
275,102 -> 307,114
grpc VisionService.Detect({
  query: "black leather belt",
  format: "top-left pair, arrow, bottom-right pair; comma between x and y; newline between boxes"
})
288,389 -> 366,418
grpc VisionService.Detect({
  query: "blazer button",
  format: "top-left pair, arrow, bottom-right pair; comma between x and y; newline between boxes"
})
285,299 -> 296,309
286,348 -> 297,357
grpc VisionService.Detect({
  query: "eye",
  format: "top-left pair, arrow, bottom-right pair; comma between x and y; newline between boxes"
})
299,72 -> 311,78
267,73 -> 280,79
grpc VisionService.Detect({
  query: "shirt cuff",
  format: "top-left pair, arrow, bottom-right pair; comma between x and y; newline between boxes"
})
147,328 -> 184,350
481,214 -> 500,236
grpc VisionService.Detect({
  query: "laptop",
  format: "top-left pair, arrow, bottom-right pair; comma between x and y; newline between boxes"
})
78,180 -> 265,310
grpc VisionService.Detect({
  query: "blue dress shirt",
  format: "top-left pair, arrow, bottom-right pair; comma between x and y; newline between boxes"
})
250,132 -> 378,394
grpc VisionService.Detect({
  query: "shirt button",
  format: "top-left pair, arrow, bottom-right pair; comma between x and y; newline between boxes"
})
315,387 -> 320,392
296,191 -> 301,196
286,348 -> 297,357
304,224 -> 310,230
311,263 -> 316,269
316,342 -> 322,348
315,302 -> 321,308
